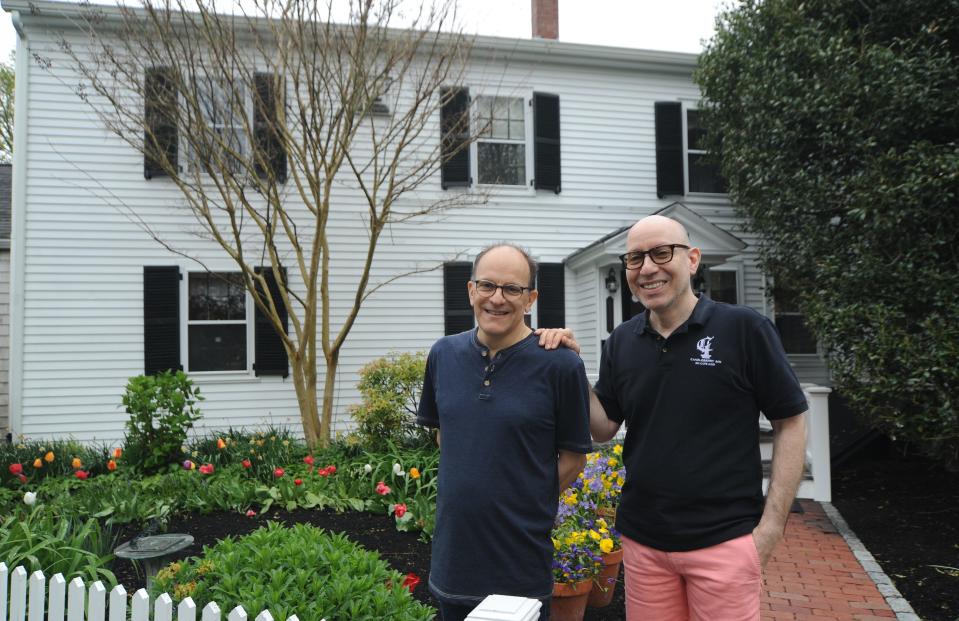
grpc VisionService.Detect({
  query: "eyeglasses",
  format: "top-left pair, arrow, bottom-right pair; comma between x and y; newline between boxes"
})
618,244 -> 690,270
472,279 -> 531,299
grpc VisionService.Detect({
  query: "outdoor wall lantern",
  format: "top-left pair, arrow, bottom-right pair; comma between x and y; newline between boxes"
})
605,268 -> 619,293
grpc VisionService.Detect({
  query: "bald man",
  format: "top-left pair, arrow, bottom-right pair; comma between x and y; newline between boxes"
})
539,216 -> 808,621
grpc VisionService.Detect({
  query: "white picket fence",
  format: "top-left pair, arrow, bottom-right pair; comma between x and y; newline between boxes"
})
0,563 -> 298,621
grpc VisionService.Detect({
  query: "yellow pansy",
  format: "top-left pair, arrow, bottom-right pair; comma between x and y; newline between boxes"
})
600,538 -> 614,554
608,458 -> 617,468
589,530 -> 601,541
613,444 -> 623,455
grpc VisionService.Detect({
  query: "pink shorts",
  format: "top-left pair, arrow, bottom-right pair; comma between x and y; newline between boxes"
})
621,532 -> 761,621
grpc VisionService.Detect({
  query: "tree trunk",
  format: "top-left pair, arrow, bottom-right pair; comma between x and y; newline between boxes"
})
289,353 -> 321,449
320,350 -> 340,448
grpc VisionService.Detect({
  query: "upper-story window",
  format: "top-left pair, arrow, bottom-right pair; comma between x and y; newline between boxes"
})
439,88 -> 561,193
772,286 -> 818,355
143,68 -> 287,182
655,101 -> 727,197
475,96 -> 528,186
191,78 -> 247,174
685,109 -> 727,194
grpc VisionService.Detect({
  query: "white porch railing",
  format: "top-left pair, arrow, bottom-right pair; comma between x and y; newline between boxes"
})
0,563 -> 299,621
801,384 -> 832,502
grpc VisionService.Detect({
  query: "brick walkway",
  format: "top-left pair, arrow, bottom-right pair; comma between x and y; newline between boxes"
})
761,500 -> 898,620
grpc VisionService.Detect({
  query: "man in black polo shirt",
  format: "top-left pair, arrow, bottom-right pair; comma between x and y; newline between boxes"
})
417,244 -> 591,621
539,216 -> 807,620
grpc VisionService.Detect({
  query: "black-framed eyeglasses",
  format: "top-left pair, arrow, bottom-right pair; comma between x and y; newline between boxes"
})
472,279 -> 531,299
618,244 -> 690,270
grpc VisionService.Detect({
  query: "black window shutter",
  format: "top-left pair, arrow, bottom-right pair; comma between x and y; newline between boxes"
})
144,67 -> 179,179
654,101 -> 685,198
537,263 -> 565,328
254,266 -> 289,377
144,266 -> 181,374
533,93 -> 561,193
253,73 -> 288,183
440,87 -> 471,189
443,262 -> 474,335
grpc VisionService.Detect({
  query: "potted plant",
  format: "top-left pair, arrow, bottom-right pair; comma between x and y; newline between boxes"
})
550,515 -> 602,621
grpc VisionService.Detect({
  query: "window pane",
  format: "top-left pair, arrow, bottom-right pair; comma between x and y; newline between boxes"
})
509,119 -> 525,140
189,273 -> 246,320
709,270 -> 738,304
510,97 -> 524,121
189,324 -> 247,371
688,153 -> 727,193
478,143 -> 525,185
686,109 -> 709,151
492,119 -> 508,139
775,315 -> 818,354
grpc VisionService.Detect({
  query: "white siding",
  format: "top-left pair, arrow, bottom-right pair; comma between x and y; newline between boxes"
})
11,22 -> 828,442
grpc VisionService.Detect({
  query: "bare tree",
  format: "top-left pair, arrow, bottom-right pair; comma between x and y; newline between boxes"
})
58,0 -> 483,447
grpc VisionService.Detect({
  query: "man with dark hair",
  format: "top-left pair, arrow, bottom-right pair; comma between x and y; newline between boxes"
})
539,216 -> 807,621
417,243 -> 591,621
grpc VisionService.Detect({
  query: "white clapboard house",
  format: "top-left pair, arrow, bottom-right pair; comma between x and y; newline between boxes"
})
3,0 -> 829,468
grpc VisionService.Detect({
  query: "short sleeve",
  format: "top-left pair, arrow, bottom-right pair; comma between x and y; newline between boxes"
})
593,337 -> 625,424
749,317 -> 808,420
555,356 -> 592,453
416,348 -> 440,428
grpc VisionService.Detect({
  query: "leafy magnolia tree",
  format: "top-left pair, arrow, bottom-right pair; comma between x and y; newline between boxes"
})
60,0 -> 482,447
0,53 -> 13,162
697,0 -> 959,463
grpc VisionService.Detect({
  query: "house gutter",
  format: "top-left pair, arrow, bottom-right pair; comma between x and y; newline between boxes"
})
7,8 -> 28,437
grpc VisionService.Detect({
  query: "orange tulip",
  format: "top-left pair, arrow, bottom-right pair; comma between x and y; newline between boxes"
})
44,451 -> 55,463
107,459 -> 117,472
71,457 -> 82,469
409,467 -> 421,479
112,448 -> 122,459
216,438 -> 227,450
33,458 -> 42,468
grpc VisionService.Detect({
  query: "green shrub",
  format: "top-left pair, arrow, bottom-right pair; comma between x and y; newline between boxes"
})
122,371 -> 204,474
0,508 -> 116,584
151,522 -> 434,621
348,352 -> 429,450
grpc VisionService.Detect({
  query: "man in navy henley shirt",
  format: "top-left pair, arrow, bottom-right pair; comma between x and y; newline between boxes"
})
417,244 -> 591,621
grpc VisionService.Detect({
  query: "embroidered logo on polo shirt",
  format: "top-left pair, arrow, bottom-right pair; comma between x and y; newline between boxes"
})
690,336 -> 722,367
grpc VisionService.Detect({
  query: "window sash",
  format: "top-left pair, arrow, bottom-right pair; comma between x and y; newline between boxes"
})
186,272 -> 250,373
474,95 -> 529,186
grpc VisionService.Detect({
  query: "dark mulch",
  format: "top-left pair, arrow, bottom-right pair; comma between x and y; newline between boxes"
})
832,443 -> 959,621
110,508 -> 626,620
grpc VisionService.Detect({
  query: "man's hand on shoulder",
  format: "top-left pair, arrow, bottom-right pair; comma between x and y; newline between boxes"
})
534,328 -> 581,354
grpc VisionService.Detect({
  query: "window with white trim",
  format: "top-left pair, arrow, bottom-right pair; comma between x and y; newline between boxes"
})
189,78 -> 247,174
187,272 -> 249,372
772,287 -> 818,354
474,95 -> 530,186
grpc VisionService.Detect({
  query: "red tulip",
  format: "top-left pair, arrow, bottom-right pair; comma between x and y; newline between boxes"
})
402,572 -> 420,592
241,458 -> 252,469
273,467 -> 285,478
294,478 -> 303,486
75,470 -> 89,480
199,464 -> 215,475
303,455 -> 315,466
394,503 -> 408,518
246,509 -> 256,517
8,463 -> 23,476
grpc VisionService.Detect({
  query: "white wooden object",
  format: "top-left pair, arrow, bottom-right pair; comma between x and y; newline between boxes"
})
466,594 -> 542,621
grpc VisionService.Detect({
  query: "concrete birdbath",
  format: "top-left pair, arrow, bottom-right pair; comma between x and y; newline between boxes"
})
114,533 -> 194,589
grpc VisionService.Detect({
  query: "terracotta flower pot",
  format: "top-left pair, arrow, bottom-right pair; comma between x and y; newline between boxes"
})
551,578 -> 593,621
587,547 -> 624,608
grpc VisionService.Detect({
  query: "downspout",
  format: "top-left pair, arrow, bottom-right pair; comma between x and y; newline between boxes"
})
8,9 -> 28,438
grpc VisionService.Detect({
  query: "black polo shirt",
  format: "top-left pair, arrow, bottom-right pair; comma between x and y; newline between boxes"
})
594,295 -> 807,552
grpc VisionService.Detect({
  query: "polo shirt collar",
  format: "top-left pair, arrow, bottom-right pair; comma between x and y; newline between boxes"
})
633,294 -> 716,337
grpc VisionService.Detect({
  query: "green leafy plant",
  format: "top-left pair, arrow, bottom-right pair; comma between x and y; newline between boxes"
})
150,522 -> 434,621
2,439 -> 113,487
0,509 -> 116,585
122,371 -> 204,474
348,352 -> 429,450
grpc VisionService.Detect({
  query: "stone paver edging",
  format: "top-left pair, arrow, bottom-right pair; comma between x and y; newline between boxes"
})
821,502 -> 920,621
